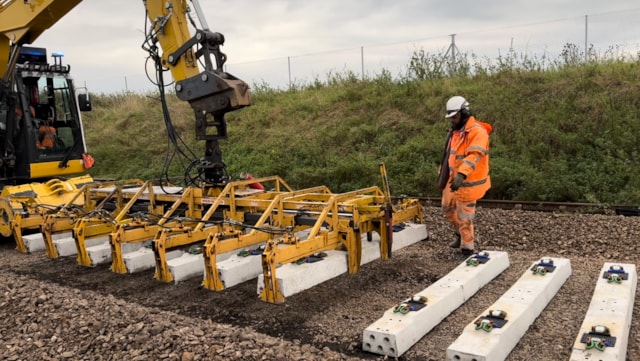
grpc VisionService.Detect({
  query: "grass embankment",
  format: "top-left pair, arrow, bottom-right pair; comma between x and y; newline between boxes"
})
83,61 -> 640,205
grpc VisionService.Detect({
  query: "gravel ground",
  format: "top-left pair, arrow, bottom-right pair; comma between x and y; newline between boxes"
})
1,206 -> 639,361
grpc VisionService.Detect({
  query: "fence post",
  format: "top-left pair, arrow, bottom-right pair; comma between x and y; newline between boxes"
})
361,46 -> 365,80
288,56 -> 291,90
584,15 -> 588,62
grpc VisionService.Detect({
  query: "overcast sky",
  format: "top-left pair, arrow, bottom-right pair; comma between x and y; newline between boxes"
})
28,0 -> 640,93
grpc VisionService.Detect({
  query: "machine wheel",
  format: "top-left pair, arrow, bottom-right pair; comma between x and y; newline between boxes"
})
0,198 -> 14,238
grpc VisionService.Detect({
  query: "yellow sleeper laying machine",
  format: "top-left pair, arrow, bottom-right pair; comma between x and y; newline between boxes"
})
0,0 -> 426,303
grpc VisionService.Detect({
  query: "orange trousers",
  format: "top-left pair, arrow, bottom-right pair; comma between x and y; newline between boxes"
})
441,186 -> 477,251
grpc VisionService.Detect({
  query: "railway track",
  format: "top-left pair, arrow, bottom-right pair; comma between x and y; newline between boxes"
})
406,197 -> 640,215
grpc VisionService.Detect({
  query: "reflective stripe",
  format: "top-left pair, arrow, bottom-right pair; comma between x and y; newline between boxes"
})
442,205 -> 456,213
460,178 -> 488,187
468,145 -> 488,154
459,212 -> 475,220
463,160 -> 476,170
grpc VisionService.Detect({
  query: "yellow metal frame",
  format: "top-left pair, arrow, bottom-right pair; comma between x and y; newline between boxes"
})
39,179 -> 144,259
151,176 -> 298,282
29,160 -> 87,180
111,185 -> 205,275
259,191 -> 424,304
3,170 -> 422,306
75,181 -> 166,268
0,175 -> 94,252
201,185 -> 332,290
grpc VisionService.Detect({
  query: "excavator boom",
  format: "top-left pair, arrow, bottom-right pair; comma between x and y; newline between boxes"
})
0,0 -> 251,240
0,0 -> 82,80
1,0 -> 251,186
144,0 -> 251,184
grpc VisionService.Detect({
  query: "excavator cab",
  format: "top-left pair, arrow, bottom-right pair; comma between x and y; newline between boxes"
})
1,46 -> 90,185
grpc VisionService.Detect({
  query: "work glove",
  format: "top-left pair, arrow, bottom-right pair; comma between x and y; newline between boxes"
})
450,173 -> 466,192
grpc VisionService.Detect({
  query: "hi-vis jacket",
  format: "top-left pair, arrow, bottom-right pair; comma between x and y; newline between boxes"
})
447,116 -> 492,201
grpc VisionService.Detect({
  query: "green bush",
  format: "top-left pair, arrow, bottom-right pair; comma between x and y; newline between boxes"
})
82,50 -> 640,205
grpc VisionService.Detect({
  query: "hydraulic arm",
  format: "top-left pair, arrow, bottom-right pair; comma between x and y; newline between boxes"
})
2,0 -> 251,186
143,0 -> 251,185
0,0 -> 83,80
0,0 -> 251,247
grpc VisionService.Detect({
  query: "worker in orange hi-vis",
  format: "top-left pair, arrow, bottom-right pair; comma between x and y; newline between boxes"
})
37,116 -> 57,150
436,96 -> 492,256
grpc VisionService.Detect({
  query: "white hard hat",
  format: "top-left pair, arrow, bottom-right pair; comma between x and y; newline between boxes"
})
445,96 -> 470,118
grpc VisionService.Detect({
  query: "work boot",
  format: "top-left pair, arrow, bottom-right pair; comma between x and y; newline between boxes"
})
460,248 -> 476,256
460,243 -> 480,256
448,233 -> 461,248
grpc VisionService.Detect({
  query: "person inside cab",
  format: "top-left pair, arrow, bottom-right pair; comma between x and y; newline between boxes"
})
37,119 -> 56,150
34,106 -> 57,150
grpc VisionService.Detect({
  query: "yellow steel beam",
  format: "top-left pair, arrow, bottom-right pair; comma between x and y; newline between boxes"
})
152,179 -> 305,282
200,186 -> 333,290
258,191 -> 424,304
74,218 -> 116,267
38,179 -> 145,259
110,221 -> 159,274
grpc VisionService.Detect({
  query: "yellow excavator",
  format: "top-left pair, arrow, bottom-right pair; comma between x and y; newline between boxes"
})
0,0 -> 251,183
0,0 -> 251,246
0,0 -> 425,304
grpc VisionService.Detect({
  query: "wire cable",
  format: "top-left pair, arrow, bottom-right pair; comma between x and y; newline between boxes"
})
140,8 -> 206,192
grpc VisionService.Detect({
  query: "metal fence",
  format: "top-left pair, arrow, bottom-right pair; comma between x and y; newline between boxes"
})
84,8 -> 640,93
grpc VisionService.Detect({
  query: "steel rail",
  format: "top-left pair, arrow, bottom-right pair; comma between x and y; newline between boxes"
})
398,197 -> 639,216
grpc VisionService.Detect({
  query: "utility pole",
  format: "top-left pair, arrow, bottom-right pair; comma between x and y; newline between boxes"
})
584,15 -> 588,63
444,34 -> 460,73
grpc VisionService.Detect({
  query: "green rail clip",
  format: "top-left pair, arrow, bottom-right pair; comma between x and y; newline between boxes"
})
580,325 -> 616,351
531,258 -> 556,275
